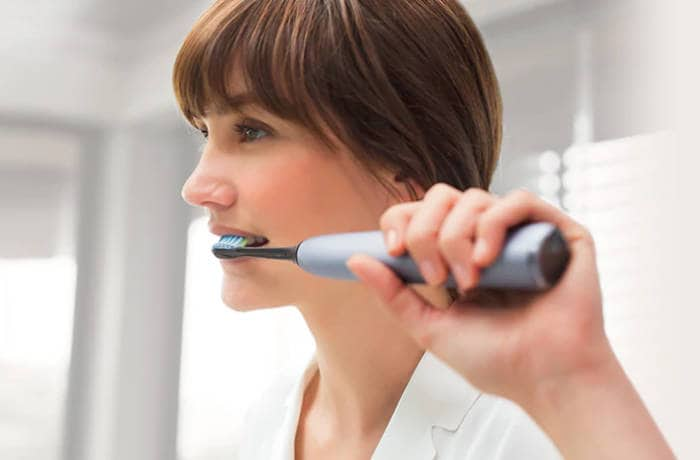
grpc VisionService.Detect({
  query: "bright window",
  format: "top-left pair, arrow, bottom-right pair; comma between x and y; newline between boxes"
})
0,257 -> 76,459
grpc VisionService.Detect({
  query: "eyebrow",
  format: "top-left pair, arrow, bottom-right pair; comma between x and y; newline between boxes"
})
203,92 -> 259,116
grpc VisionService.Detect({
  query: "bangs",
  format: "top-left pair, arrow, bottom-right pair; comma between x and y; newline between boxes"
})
172,0 -> 343,148
173,0 -> 504,216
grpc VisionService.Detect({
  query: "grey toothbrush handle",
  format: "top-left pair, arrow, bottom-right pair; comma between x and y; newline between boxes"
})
296,222 -> 570,291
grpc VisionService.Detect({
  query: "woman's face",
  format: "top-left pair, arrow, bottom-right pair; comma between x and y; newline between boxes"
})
181,79 -> 401,311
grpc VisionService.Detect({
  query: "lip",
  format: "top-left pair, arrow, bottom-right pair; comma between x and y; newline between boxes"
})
209,223 -> 264,239
220,257 -> 256,266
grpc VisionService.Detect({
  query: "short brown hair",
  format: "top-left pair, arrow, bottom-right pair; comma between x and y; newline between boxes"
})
173,0 -> 503,202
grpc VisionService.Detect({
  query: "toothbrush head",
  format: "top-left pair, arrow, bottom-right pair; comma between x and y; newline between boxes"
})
211,234 -> 297,262
213,235 -> 251,251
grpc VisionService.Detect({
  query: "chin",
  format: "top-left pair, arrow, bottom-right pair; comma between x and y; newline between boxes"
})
220,284 -> 286,312
223,302 -> 280,312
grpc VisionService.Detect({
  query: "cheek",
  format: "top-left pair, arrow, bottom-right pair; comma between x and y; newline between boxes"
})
244,162 -> 317,230
243,143 -> 387,239
247,151 -> 339,219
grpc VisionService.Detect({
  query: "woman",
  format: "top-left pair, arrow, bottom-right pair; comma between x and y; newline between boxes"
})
173,0 -> 674,458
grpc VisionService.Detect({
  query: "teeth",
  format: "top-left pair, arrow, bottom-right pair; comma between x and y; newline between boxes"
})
247,235 -> 268,247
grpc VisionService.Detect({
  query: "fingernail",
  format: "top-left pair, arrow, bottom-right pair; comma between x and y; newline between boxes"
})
386,229 -> 398,251
420,260 -> 438,285
451,263 -> 472,291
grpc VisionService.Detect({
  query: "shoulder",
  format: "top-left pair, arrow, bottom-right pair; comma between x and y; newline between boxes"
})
234,352 -> 318,459
436,392 -> 563,460
234,370 -> 298,458
491,397 -> 562,458
244,374 -> 295,428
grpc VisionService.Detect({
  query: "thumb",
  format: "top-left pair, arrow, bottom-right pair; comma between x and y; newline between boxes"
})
345,254 -> 452,348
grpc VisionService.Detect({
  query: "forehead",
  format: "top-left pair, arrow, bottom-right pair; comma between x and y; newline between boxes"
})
199,64 -> 254,114
201,91 -> 258,116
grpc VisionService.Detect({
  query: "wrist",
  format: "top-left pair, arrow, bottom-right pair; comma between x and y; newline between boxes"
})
518,346 -> 674,460
523,344 -> 622,421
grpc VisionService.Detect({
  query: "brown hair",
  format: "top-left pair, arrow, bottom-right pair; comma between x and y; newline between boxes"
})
173,0 -> 502,302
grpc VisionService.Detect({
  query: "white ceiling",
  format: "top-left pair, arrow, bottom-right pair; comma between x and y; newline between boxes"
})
74,0 -> 203,38
74,0 -> 562,38
0,0 -> 565,125
1,0 -> 561,57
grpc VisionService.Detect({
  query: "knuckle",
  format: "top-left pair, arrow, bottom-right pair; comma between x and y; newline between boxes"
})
379,205 -> 403,228
437,229 -> 462,253
510,188 -> 534,202
461,187 -> 494,209
463,186 -> 487,198
379,211 -> 393,230
431,182 -> 453,194
476,212 -> 495,232
425,182 -> 455,200
405,226 -> 438,248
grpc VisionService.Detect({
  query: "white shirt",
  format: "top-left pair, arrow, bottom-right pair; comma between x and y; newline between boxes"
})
237,349 -> 563,459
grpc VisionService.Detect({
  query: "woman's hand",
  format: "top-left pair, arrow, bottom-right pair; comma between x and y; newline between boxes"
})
346,184 -> 609,402
346,184 -> 675,459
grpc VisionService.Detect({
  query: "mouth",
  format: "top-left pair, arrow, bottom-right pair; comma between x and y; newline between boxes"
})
218,234 -> 269,248
242,235 -> 269,247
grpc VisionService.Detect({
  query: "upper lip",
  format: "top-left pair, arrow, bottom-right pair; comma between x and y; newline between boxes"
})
209,223 -> 264,238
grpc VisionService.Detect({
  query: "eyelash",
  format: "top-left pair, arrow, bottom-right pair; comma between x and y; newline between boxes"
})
198,123 -> 270,143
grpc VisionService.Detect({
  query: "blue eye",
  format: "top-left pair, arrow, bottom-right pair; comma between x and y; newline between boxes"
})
235,124 -> 269,143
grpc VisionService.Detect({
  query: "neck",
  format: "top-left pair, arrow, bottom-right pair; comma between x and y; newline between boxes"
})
295,281 -> 450,437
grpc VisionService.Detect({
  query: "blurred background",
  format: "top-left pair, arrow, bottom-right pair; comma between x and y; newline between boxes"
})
1,0 -> 698,459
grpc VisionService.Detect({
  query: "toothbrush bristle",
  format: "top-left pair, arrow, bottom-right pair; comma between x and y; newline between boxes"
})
213,235 -> 249,250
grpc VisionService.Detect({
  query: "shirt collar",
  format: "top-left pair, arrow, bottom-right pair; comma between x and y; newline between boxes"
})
371,350 -> 482,459
270,349 -> 481,460
271,349 -> 318,459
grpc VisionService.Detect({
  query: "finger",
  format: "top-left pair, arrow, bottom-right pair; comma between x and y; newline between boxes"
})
346,254 -> 534,357
379,201 -> 422,256
345,253 -> 454,349
403,183 -> 462,286
472,189 -> 592,268
346,254 -> 551,369
439,188 -> 497,292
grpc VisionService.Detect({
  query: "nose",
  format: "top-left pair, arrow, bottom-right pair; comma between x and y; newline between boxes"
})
181,160 -> 236,209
